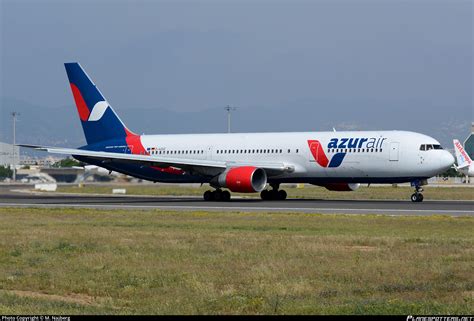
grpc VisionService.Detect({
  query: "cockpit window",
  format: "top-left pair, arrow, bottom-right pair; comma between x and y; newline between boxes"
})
420,144 -> 443,151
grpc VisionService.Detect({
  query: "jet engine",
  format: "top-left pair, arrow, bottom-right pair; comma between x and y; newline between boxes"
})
214,166 -> 267,193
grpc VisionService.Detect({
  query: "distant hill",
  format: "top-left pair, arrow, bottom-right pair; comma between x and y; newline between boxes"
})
1,97 -> 470,153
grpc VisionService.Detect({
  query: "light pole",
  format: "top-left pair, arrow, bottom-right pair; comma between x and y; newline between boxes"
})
11,112 -> 19,182
224,105 -> 237,133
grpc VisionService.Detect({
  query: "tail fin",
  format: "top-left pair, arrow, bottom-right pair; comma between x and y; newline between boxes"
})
453,139 -> 472,169
65,62 -> 136,145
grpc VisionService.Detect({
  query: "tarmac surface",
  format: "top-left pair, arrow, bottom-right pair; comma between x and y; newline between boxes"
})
0,184 -> 472,216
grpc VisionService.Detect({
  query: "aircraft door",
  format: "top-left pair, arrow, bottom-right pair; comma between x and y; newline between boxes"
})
389,142 -> 399,161
206,146 -> 213,160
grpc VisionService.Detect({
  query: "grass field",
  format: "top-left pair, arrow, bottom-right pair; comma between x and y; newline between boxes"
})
0,208 -> 472,314
56,184 -> 474,201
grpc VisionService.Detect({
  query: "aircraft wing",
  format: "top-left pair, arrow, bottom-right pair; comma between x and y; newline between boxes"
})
18,145 -> 294,177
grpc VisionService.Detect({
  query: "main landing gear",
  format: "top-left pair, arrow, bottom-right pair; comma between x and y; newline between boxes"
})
410,184 -> 424,203
203,189 -> 231,202
260,183 -> 287,201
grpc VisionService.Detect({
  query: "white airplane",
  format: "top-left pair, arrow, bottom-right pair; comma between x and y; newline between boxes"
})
21,63 -> 454,202
453,139 -> 473,177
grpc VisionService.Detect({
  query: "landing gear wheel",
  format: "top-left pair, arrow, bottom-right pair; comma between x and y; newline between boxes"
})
204,189 -> 231,201
203,190 -> 212,201
222,190 -> 231,201
213,189 -> 222,201
278,190 -> 287,200
411,193 -> 423,202
261,188 -> 287,200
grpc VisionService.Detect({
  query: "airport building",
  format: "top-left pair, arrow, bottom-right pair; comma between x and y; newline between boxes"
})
20,156 -> 61,167
0,142 -> 19,167
464,122 -> 474,159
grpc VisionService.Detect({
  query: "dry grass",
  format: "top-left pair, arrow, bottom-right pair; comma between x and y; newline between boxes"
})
56,184 -> 474,201
0,207 -> 472,314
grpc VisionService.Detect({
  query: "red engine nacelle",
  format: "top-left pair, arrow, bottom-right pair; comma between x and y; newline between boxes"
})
217,166 -> 267,193
322,183 -> 361,191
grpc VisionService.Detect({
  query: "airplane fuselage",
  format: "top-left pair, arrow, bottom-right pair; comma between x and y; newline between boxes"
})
76,130 -> 453,185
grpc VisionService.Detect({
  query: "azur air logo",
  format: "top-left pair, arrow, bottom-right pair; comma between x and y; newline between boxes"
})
308,137 -> 387,168
308,140 -> 345,168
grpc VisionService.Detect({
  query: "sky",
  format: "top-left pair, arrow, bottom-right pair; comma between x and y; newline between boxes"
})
0,0 -> 472,143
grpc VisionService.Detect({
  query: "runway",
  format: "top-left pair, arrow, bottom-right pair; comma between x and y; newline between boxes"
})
0,185 -> 472,216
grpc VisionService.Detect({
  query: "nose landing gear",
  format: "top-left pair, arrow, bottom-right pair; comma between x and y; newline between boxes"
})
410,183 -> 424,202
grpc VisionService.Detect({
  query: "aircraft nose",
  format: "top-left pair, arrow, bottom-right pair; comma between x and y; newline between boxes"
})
439,151 -> 455,171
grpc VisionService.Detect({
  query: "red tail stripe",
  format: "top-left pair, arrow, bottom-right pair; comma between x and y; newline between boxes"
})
70,83 -> 90,121
125,135 -> 148,155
